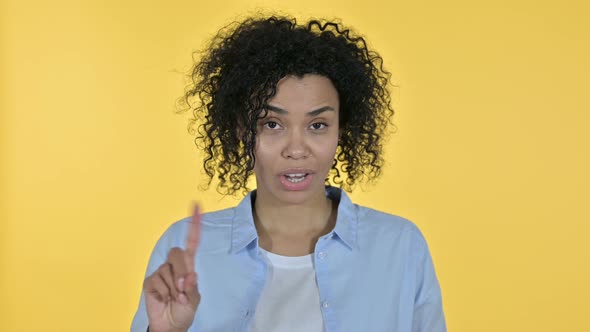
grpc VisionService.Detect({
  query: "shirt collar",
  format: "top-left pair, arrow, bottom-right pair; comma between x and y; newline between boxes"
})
230,186 -> 358,254
326,186 -> 358,251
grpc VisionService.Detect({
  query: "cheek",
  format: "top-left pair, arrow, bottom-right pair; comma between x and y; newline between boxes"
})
318,139 -> 339,163
253,139 -> 276,169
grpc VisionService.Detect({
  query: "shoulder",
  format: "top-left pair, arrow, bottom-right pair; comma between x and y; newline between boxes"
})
356,204 -> 421,234
354,204 -> 429,250
154,205 -> 237,252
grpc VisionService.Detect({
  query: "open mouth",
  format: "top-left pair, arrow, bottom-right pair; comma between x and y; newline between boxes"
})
283,173 -> 308,183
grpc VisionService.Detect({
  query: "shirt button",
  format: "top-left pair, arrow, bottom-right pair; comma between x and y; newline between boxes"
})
322,301 -> 329,309
317,251 -> 326,259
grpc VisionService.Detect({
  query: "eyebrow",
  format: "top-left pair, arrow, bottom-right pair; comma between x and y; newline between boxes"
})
264,104 -> 335,117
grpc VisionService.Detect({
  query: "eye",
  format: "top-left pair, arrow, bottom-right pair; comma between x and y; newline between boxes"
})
310,122 -> 328,130
263,121 -> 281,130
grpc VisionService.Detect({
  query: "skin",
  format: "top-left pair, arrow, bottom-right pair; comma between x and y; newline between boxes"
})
144,74 -> 341,330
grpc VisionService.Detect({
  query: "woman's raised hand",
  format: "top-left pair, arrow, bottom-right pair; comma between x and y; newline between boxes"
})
143,204 -> 202,332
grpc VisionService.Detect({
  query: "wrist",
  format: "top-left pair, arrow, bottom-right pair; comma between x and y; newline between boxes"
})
148,327 -> 187,332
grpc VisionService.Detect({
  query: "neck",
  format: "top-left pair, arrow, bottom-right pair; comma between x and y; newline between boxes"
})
253,188 -> 336,237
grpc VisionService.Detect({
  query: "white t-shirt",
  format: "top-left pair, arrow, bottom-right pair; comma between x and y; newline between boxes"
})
250,247 -> 325,332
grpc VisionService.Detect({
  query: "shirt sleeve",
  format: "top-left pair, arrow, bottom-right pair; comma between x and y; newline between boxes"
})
410,227 -> 447,332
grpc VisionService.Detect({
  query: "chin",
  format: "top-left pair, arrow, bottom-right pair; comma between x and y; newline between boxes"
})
273,185 -> 325,205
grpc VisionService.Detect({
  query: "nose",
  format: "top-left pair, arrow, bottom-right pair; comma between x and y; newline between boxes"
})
281,129 -> 310,160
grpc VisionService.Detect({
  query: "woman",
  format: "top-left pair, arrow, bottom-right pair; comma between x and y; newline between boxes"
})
131,16 -> 446,332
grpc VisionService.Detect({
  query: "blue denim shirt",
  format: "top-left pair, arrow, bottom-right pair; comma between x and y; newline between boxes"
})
131,187 -> 446,332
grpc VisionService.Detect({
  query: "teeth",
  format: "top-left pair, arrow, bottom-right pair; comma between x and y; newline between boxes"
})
286,176 -> 305,183
284,173 -> 307,183
286,173 -> 306,177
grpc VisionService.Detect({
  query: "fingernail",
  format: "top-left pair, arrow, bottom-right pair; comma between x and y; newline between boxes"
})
179,293 -> 188,305
178,277 -> 185,291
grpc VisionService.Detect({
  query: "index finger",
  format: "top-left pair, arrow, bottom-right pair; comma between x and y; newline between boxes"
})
185,203 -> 201,271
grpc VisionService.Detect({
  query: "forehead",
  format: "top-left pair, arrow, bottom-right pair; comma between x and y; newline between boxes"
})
268,74 -> 339,112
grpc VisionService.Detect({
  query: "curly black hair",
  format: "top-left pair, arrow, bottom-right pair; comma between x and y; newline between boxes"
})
178,15 -> 395,196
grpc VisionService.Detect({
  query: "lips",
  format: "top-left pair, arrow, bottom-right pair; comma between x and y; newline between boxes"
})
277,168 -> 315,191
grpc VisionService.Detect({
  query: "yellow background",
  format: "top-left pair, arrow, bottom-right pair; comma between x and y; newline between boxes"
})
2,0 -> 589,331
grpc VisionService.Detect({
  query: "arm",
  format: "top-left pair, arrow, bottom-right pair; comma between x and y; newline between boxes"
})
411,228 -> 447,332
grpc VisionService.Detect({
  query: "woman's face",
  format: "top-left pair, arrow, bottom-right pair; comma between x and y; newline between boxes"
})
253,74 -> 340,205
